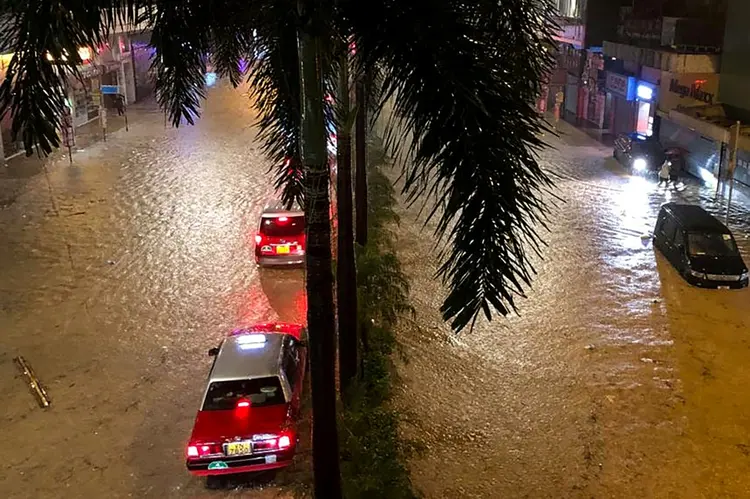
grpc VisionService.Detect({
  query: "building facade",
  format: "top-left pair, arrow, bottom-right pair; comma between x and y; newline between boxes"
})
600,0 -> 729,181
545,0 -> 628,132
0,33 -> 141,159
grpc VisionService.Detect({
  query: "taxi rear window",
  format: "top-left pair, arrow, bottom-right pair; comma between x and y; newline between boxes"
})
202,377 -> 285,410
259,215 -> 305,237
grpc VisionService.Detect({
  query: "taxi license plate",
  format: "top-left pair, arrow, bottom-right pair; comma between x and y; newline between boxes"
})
225,441 -> 252,456
276,245 -> 290,254
718,286 -> 729,290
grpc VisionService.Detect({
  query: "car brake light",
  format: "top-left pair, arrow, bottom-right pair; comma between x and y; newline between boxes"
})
277,216 -> 288,223
187,445 -> 199,457
255,234 -> 262,244
278,435 -> 291,449
236,399 -> 251,408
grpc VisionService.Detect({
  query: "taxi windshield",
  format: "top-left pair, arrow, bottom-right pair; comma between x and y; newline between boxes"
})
202,377 -> 285,410
260,216 -> 305,237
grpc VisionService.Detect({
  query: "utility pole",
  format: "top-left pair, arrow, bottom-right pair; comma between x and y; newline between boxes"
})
715,141 -> 726,199
61,105 -> 75,164
725,120 -> 741,225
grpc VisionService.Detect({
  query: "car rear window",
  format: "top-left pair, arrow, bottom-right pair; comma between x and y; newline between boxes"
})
259,216 -> 305,237
688,232 -> 738,257
202,377 -> 286,410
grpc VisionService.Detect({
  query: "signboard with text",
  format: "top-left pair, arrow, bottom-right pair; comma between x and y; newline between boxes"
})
605,72 -> 637,101
659,71 -> 719,113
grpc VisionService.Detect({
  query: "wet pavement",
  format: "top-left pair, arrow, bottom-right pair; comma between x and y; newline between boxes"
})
0,82 -> 307,498
391,117 -> 750,498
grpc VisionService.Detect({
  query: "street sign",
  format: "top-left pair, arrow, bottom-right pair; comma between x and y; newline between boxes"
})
100,85 -> 119,95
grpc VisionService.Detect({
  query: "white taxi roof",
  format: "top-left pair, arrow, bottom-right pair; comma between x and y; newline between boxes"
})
262,200 -> 303,218
209,332 -> 286,383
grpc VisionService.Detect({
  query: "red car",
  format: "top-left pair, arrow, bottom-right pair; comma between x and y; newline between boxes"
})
186,323 -> 307,480
254,202 -> 306,267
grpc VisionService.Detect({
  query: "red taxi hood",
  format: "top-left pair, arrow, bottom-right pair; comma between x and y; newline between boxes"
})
190,405 -> 290,443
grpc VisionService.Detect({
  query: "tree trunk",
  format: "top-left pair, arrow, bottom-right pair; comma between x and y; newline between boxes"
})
354,77 -> 368,246
297,24 -> 342,499
336,55 -> 358,398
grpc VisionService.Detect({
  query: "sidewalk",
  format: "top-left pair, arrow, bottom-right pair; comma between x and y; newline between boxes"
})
0,99 -> 161,209
543,110 -> 750,223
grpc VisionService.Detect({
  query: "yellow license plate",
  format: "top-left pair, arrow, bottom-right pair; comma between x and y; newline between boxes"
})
276,245 -> 290,254
226,441 -> 252,456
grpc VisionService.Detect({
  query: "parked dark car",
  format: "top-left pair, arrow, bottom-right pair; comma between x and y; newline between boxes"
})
653,203 -> 748,289
613,133 -> 666,176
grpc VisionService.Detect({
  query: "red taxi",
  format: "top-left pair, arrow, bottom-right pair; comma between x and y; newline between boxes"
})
254,202 -> 306,267
186,323 -> 307,479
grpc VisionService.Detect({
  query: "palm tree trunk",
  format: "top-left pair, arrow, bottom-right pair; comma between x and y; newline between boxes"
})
336,55 -> 358,397
297,24 -> 343,499
354,76 -> 368,246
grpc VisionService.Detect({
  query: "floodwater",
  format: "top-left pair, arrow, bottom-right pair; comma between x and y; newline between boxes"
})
0,82 -> 306,498
391,118 -> 750,498
2,78 -> 750,499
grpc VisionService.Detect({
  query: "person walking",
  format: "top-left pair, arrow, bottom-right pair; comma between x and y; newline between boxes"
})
658,159 -> 671,188
114,94 -> 125,116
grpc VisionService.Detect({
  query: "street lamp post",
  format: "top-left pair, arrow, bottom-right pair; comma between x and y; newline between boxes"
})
725,121 -> 741,225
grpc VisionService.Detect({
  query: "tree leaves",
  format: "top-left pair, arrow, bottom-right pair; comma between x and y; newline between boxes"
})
347,0 -> 557,332
149,0 -> 210,127
1,0 -> 559,335
0,1 -> 105,154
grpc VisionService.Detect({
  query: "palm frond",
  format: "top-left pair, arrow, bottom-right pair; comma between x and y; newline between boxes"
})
247,6 -> 304,208
149,0 -> 211,127
0,1 -> 113,155
349,0 -> 558,332
207,1 -> 255,87
0,0 -> 150,156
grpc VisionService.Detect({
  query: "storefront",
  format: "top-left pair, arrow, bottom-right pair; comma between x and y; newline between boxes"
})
604,71 -> 636,136
658,73 -> 723,181
0,52 -> 24,158
68,63 -> 101,127
578,50 -> 606,128
564,73 -> 579,119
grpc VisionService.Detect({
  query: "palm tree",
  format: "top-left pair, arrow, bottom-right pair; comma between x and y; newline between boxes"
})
334,51 -> 359,398
0,0 -> 557,497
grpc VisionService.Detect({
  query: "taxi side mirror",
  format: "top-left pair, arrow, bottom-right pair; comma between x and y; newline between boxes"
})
208,347 -> 220,357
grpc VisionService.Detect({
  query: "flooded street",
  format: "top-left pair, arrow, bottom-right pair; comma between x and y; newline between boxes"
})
2,78 -> 750,499
0,82 -> 306,498
393,119 -> 750,498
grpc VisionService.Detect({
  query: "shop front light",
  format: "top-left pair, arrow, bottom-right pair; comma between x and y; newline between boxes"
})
636,84 -> 653,101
